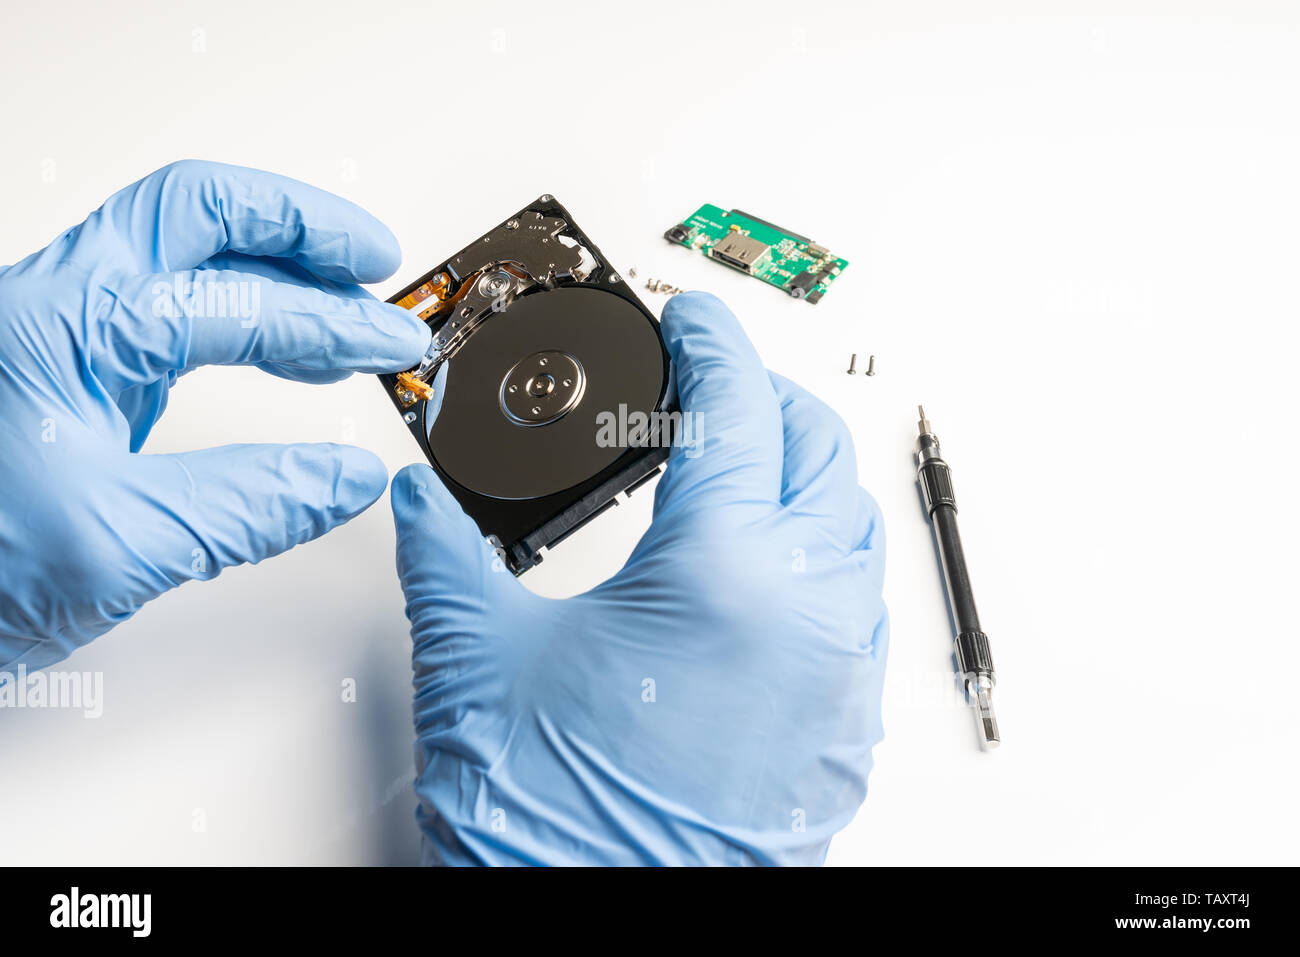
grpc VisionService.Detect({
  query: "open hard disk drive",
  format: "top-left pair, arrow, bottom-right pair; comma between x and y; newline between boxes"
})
381,195 -> 674,575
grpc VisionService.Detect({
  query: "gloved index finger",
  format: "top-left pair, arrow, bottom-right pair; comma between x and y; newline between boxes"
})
89,269 -> 430,394
72,160 -> 403,284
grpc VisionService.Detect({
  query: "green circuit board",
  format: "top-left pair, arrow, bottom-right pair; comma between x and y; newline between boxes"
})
663,204 -> 848,303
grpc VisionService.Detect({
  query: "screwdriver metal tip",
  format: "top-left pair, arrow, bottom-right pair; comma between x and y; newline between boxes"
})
917,405 -> 932,436
975,686 -> 1000,749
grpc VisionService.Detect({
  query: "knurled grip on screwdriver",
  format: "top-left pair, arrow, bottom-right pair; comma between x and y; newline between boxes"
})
955,630 -> 995,679
918,459 -> 956,516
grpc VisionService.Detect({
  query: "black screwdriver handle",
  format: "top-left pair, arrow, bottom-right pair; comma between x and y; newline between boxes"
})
918,433 -> 995,680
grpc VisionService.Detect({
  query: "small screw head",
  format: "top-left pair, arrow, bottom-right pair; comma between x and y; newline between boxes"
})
402,411 -> 417,424
847,353 -> 858,375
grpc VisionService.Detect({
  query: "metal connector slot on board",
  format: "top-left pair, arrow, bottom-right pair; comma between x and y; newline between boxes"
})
708,232 -> 772,274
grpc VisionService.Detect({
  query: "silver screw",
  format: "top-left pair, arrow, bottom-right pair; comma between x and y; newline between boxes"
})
866,355 -> 876,376
402,411 -> 416,424
847,353 -> 858,375
505,219 -> 519,230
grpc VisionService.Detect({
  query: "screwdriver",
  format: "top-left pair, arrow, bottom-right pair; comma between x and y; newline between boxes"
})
915,406 -> 1000,749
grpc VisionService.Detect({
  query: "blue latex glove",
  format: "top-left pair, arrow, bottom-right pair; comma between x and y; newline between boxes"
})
0,161 -> 430,671
392,291 -> 888,866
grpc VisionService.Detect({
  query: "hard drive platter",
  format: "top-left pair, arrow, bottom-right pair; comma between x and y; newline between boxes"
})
380,196 -> 673,574
429,285 -> 666,502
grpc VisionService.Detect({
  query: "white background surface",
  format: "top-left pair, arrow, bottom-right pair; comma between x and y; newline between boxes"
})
2,1 -> 1297,865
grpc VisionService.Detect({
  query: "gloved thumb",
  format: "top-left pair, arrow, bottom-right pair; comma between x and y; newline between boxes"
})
390,464 -> 523,637
128,442 -> 388,581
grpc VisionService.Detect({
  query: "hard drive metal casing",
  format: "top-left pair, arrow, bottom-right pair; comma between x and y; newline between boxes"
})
380,196 -> 673,575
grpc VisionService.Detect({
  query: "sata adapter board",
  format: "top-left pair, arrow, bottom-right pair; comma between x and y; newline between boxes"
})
663,204 -> 848,303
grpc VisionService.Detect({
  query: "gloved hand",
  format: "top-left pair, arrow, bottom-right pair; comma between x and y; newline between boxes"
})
392,291 -> 887,866
0,161 -> 429,671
